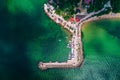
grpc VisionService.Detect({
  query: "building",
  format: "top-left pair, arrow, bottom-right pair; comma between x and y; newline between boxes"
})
76,15 -> 86,21
84,0 -> 93,4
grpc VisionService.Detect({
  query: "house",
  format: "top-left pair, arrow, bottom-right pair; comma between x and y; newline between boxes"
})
84,0 -> 93,4
75,18 -> 80,22
76,15 -> 86,20
69,17 -> 74,23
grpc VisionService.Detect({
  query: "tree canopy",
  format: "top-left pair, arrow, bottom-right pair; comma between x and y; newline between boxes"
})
50,0 -> 120,20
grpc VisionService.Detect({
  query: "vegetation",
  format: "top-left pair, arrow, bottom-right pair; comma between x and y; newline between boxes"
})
51,0 -> 80,20
87,0 -> 120,13
87,0 -> 109,12
50,0 -> 120,19
94,7 -> 111,16
111,0 -> 120,13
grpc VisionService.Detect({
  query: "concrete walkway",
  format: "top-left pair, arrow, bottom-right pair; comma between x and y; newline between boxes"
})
38,4 -> 83,70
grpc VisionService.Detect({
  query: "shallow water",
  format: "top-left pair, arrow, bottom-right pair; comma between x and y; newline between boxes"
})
81,19 -> 120,80
0,0 -> 120,80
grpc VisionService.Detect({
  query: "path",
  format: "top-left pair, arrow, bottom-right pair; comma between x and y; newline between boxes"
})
38,4 -> 83,70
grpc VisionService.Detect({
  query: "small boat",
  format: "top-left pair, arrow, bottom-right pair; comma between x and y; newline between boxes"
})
67,43 -> 71,48
58,39 -> 61,42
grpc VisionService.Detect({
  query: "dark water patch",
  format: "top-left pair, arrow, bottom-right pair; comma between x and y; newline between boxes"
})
0,41 -> 33,80
40,36 -> 58,55
0,0 -> 63,80
0,0 -> 70,80
91,40 -> 104,54
93,19 -> 120,39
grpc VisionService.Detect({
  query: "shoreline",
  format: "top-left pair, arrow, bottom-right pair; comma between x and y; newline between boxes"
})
43,4 -> 73,41
38,3 -> 120,70
61,27 -> 73,42
80,12 -> 120,27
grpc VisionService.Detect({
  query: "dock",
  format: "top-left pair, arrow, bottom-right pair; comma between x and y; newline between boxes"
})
38,4 -> 84,70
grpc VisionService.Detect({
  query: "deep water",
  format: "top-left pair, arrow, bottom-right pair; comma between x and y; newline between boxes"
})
0,0 -> 70,80
0,0 -> 120,80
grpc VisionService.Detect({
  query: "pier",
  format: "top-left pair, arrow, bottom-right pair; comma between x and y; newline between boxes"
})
38,4 -> 83,70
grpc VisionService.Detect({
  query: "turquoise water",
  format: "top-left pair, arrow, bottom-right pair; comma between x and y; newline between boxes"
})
0,0 -> 120,80
81,19 -> 120,80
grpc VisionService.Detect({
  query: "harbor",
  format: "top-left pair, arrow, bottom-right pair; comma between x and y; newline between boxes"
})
38,4 -> 84,70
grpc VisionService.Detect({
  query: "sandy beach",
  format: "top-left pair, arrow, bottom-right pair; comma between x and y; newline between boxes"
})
81,12 -> 120,26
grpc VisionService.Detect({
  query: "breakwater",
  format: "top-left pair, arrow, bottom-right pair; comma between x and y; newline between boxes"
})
38,4 -> 83,70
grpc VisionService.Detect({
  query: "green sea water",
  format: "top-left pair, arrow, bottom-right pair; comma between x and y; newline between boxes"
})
0,0 -> 120,80
0,0 -> 70,80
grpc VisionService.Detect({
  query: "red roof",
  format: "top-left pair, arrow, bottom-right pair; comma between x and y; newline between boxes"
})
69,17 -> 80,23
75,18 -> 80,22
54,17 -> 57,21
69,18 -> 74,22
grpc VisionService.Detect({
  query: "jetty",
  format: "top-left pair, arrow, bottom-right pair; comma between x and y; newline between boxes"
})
38,4 -> 83,70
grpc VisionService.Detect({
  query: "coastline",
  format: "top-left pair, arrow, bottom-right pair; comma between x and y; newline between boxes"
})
80,12 -> 120,27
43,5 -> 73,41
61,27 -> 73,41
38,3 -> 120,70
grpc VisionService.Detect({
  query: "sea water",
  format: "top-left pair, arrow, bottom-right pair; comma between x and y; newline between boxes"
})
0,0 -> 120,80
0,0 -> 70,80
